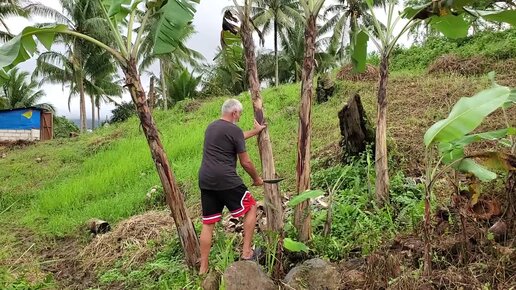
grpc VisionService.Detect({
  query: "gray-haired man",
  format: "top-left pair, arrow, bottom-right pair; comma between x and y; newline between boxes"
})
198,98 -> 265,274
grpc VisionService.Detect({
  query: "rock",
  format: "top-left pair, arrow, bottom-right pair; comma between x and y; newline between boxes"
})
202,271 -> 221,290
343,269 -> 366,286
488,220 -> 508,242
285,258 -> 339,290
223,261 -> 275,290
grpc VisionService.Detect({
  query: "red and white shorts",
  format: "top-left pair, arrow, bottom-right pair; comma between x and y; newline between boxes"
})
200,184 -> 256,224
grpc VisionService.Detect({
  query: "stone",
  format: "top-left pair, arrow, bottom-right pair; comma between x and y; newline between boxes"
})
284,258 -> 339,290
202,271 -> 221,290
223,261 -> 276,290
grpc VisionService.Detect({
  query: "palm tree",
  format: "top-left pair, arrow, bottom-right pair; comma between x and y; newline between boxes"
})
83,52 -> 122,129
253,0 -> 301,86
0,0 -> 66,42
321,0 -> 385,62
0,0 -> 25,41
32,0 -> 118,132
279,20 -> 334,82
159,68 -> 201,105
94,78 -> 122,127
0,67 -> 54,111
34,43 -> 120,130
0,0 -> 202,269
138,19 -> 204,110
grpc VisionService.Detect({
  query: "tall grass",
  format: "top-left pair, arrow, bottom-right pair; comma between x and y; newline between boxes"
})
11,82 -> 344,236
1,72 -> 497,239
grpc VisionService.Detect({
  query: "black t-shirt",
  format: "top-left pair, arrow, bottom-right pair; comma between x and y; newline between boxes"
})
199,119 -> 246,190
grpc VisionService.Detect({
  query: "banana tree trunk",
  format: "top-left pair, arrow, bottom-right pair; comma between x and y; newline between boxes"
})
375,52 -> 390,206
160,59 -> 168,110
294,14 -> 316,242
423,148 -> 433,276
97,105 -> 100,128
91,96 -> 95,130
149,76 -> 156,111
241,8 -> 284,234
123,58 -> 200,268
274,18 -> 279,87
78,77 -> 87,132
506,143 -> 516,218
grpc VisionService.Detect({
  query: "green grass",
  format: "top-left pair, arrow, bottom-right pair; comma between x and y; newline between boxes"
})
1,70 -> 513,288
0,72 -> 506,237
390,28 -> 516,71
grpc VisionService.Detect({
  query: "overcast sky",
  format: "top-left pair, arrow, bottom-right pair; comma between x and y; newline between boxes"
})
6,0 -> 410,120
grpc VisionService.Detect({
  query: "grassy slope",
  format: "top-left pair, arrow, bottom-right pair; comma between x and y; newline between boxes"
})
1,71 -> 514,287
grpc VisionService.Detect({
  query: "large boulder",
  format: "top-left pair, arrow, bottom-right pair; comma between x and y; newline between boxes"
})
223,261 -> 276,290
284,258 -> 340,290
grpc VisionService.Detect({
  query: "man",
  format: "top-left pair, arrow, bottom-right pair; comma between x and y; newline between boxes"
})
198,98 -> 265,274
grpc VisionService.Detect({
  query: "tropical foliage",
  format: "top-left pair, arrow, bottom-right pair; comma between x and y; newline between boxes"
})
0,67 -> 53,111
0,0 -> 515,286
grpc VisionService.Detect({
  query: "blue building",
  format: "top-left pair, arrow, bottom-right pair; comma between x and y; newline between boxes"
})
0,107 -> 53,141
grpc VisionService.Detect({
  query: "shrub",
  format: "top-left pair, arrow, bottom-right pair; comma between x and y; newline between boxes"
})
308,149 -> 424,261
53,115 -> 79,138
109,102 -> 135,124
390,28 -> 516,71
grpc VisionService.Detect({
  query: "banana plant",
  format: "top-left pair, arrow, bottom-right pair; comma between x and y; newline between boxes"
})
404,0 -> 516,39
220,2 -> 285,241
348,0 -> 426,207
292,0 -> 326,243
350,0 -> 516,208
0,0 -> 201,268
422,73 -> 516,275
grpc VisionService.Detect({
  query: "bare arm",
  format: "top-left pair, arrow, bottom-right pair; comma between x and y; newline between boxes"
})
243,119 -> 266,140
238,151 -> 263,186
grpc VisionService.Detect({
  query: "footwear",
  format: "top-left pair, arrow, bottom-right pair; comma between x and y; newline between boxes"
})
241,247 -> 263,261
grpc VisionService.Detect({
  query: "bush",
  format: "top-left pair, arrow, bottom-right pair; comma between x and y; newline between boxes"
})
308,149 -> 424,261
53,115 -> 79,138
109,102 -> 135,124
391,28 -> 516,71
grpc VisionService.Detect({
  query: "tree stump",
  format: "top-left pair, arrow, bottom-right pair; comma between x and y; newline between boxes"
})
338,93 -> 374,160
316,74 -> 335,104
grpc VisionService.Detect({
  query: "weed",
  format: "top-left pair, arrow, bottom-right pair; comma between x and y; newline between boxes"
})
309,148 -> 424,261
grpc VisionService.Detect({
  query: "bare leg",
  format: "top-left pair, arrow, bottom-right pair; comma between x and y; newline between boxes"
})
199,223 -> 216,274
241,204 -> 257,259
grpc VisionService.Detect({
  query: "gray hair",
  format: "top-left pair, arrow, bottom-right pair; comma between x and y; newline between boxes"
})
221,98 -> 243,115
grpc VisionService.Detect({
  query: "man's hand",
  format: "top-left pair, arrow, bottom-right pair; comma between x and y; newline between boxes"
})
253,119 -> 266,133
252,177 -> 264,186
244,120 -> 267,139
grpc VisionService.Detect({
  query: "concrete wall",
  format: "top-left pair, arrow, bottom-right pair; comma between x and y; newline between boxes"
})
0,129 -> 40,141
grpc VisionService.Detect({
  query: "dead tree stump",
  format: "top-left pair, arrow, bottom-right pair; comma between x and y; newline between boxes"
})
338,93 -> 374,161
316,74 -> 335,104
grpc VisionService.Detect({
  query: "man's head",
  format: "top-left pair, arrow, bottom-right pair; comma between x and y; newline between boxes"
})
221,98 -> 243,124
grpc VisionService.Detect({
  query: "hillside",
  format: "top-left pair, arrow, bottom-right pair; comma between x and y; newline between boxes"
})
1,69 -> 515,288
